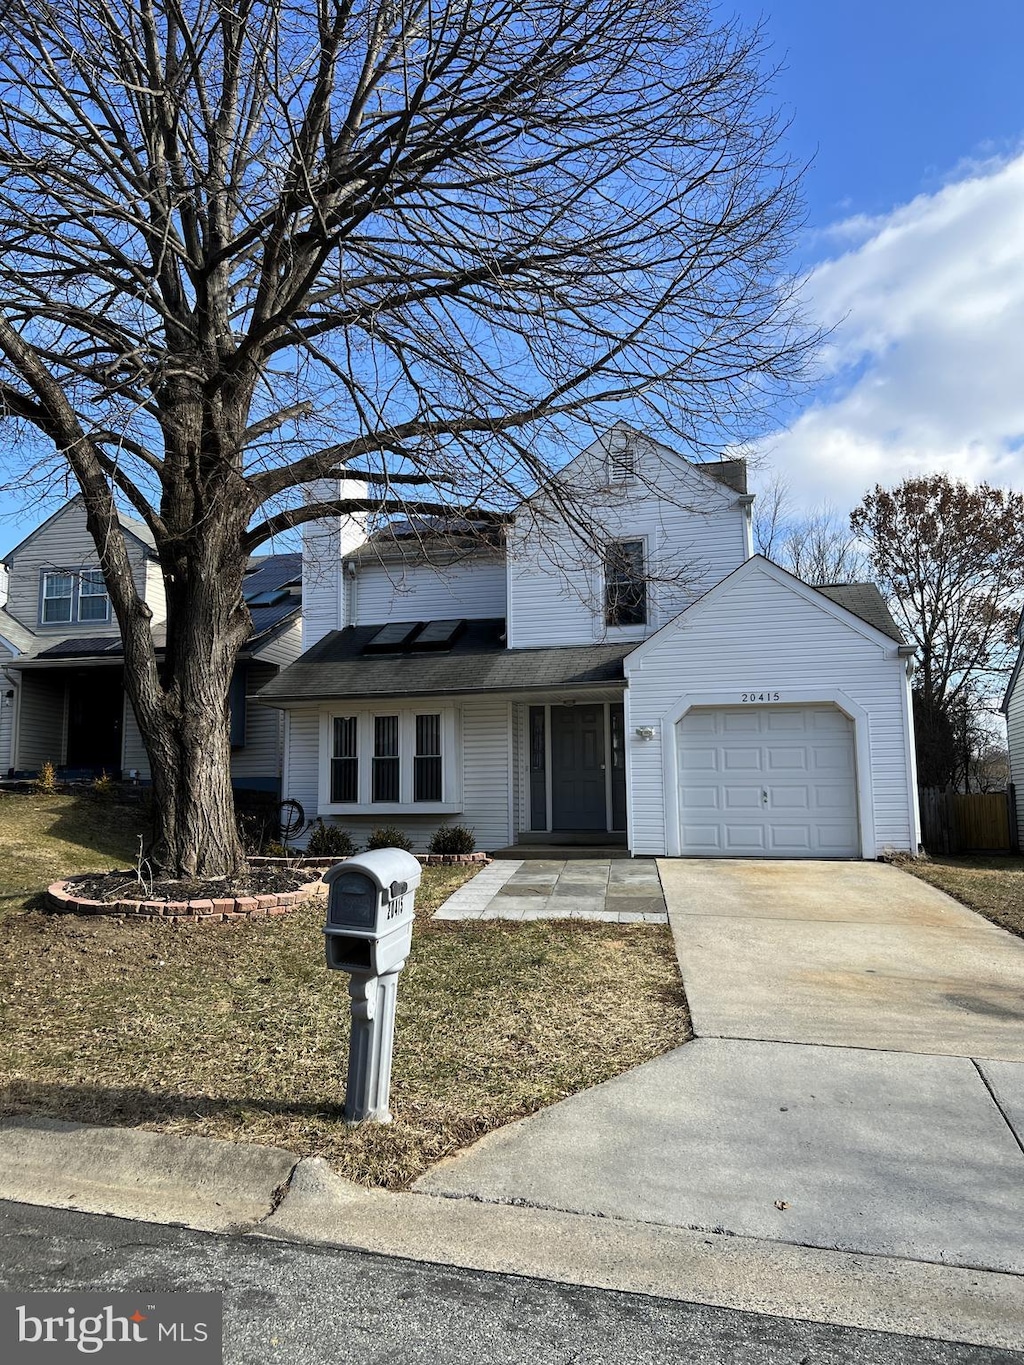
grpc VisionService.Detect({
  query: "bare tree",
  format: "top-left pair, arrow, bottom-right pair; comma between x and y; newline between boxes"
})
0,0 -> 813,875
753,476 -> 866,584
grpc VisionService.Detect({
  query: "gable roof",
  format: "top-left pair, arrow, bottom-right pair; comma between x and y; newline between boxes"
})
626,555 -> 908,668
1,494 -> 157,562
815,583 -> 905,644
258,618 -> 631,704
552,423 -> 748,503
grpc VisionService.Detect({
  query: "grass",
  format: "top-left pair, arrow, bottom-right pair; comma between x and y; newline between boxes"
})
0,791 -> 149,919
0,793 -> 690,1188
903,854 -> 1024,941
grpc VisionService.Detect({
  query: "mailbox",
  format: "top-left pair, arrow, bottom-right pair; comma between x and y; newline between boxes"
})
321,847 -> 422,1125
323,848 -> 420,976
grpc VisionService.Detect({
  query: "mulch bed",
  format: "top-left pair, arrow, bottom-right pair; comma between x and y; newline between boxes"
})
69,866 -> 309,904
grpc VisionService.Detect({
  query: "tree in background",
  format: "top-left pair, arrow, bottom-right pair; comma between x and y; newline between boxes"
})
753,475 -> 867,584
851,475 -> 1024,789
0,0 -> 813,875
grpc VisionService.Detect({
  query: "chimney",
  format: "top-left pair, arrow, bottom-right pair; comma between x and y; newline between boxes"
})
301,477 -> 367,650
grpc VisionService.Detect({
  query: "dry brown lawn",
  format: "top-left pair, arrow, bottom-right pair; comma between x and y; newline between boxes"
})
0,793 -> 690,1187
903,854 -> 1024,942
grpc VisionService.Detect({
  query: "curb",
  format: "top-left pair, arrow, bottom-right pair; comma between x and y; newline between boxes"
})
0,1116 -> 295,1232
0,1117 -> 1021,1350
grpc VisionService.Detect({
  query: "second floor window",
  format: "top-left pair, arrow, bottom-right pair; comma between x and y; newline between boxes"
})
604,540 -> 647,627
41,569 -> 111,625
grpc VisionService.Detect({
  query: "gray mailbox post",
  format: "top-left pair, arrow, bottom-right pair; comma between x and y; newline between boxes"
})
322,849 -> 421,1124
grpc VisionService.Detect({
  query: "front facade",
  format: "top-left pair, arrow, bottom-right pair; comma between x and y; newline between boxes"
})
0,498 -> 302,794
263,427 -> 921,858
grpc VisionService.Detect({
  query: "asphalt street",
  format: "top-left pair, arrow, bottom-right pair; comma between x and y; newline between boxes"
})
1,1200 -> 1020,1365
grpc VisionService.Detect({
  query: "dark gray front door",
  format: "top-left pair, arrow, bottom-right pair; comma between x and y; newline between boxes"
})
551,704 -> 607,830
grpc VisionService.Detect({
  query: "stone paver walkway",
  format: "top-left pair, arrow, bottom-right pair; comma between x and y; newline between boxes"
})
433,857 -> 668,923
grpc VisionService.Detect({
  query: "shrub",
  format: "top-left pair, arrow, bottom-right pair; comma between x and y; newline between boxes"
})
92,769 -> 114,798
262,841 -> 291,859
428,824 -> 476,855
305,821 -> 356,858
35,760 -> 57,794
366,825 -> 414,852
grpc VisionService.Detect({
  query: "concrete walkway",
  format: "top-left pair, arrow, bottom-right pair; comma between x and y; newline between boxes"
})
417,859 -> 1024,1278
434,857 -> 668,923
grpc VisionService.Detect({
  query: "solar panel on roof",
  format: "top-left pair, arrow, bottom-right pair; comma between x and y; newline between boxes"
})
363,622 -> 422,653
409,619 -> 466,651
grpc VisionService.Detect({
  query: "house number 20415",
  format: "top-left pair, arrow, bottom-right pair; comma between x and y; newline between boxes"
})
741,691 -> 780,703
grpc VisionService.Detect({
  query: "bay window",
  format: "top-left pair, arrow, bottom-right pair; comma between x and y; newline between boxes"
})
322,707 -> 458,812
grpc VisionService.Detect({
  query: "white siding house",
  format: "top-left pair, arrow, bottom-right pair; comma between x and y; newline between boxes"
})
264,427 -> 920,858
624,558 -> 919,859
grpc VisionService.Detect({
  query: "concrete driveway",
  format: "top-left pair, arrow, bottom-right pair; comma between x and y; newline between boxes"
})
659,859 -> 1024,1061
417,858 -> 1024,1276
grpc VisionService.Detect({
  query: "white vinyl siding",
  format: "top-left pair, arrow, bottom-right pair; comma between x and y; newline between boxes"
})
300,479 -> 369,650
507,440 -> 748,648
252,618 -> 302,669
4,499 -> 152,639
626,561 -> 917,857
281,694 -> 512,852
1007,663 -> 1024,848
355,556 -> 506,624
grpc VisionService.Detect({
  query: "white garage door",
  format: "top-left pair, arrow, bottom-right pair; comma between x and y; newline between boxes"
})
677,705 -> 860,857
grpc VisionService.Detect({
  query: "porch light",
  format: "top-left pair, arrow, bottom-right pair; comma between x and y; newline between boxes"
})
634,726 -> 656,741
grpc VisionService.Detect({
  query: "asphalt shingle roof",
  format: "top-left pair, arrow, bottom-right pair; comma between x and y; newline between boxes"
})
815,583 -> 906,644
258,618 -> 631,703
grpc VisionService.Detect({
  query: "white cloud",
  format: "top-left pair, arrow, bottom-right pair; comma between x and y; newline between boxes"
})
759,152 -> 1024,510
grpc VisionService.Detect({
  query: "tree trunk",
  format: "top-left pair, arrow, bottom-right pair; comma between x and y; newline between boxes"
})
143,669 -> 244,879
122,501 -> 253,880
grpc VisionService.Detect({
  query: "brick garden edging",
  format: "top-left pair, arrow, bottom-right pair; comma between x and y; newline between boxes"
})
45,878 -> 323,922
248,852 -> 490,869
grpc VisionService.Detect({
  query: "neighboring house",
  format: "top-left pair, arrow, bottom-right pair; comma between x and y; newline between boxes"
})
260,426 -> 921,858
1002,610 -> 1024,848
0,497 -> 302,794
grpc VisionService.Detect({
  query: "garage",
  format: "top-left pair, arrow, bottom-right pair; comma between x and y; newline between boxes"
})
676,704 -> 861,857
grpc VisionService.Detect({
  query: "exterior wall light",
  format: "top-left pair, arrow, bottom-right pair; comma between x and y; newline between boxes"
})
634,726 -> 656,740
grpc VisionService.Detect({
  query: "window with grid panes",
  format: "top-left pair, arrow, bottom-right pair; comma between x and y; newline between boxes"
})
331,717 -> 358,802
414,713 -> 442,801
372,715 -> 400,801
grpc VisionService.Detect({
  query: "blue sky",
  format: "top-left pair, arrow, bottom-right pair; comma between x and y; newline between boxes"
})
2,1 -> 1023,538
730,0 -> 1024,509
732,0 -> 1024,230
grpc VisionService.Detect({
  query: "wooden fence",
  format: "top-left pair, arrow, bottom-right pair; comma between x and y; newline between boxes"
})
918,787 -> 1015,855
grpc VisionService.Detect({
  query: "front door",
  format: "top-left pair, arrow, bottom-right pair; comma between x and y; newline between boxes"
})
65,669 -> 123,774
551,704 -> 607,830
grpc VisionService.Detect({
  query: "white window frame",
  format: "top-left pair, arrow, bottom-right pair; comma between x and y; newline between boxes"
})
78,569 -> 111,623
41,571 -> 75,624
39,567 -> 111,626
318,705 -> 462,815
